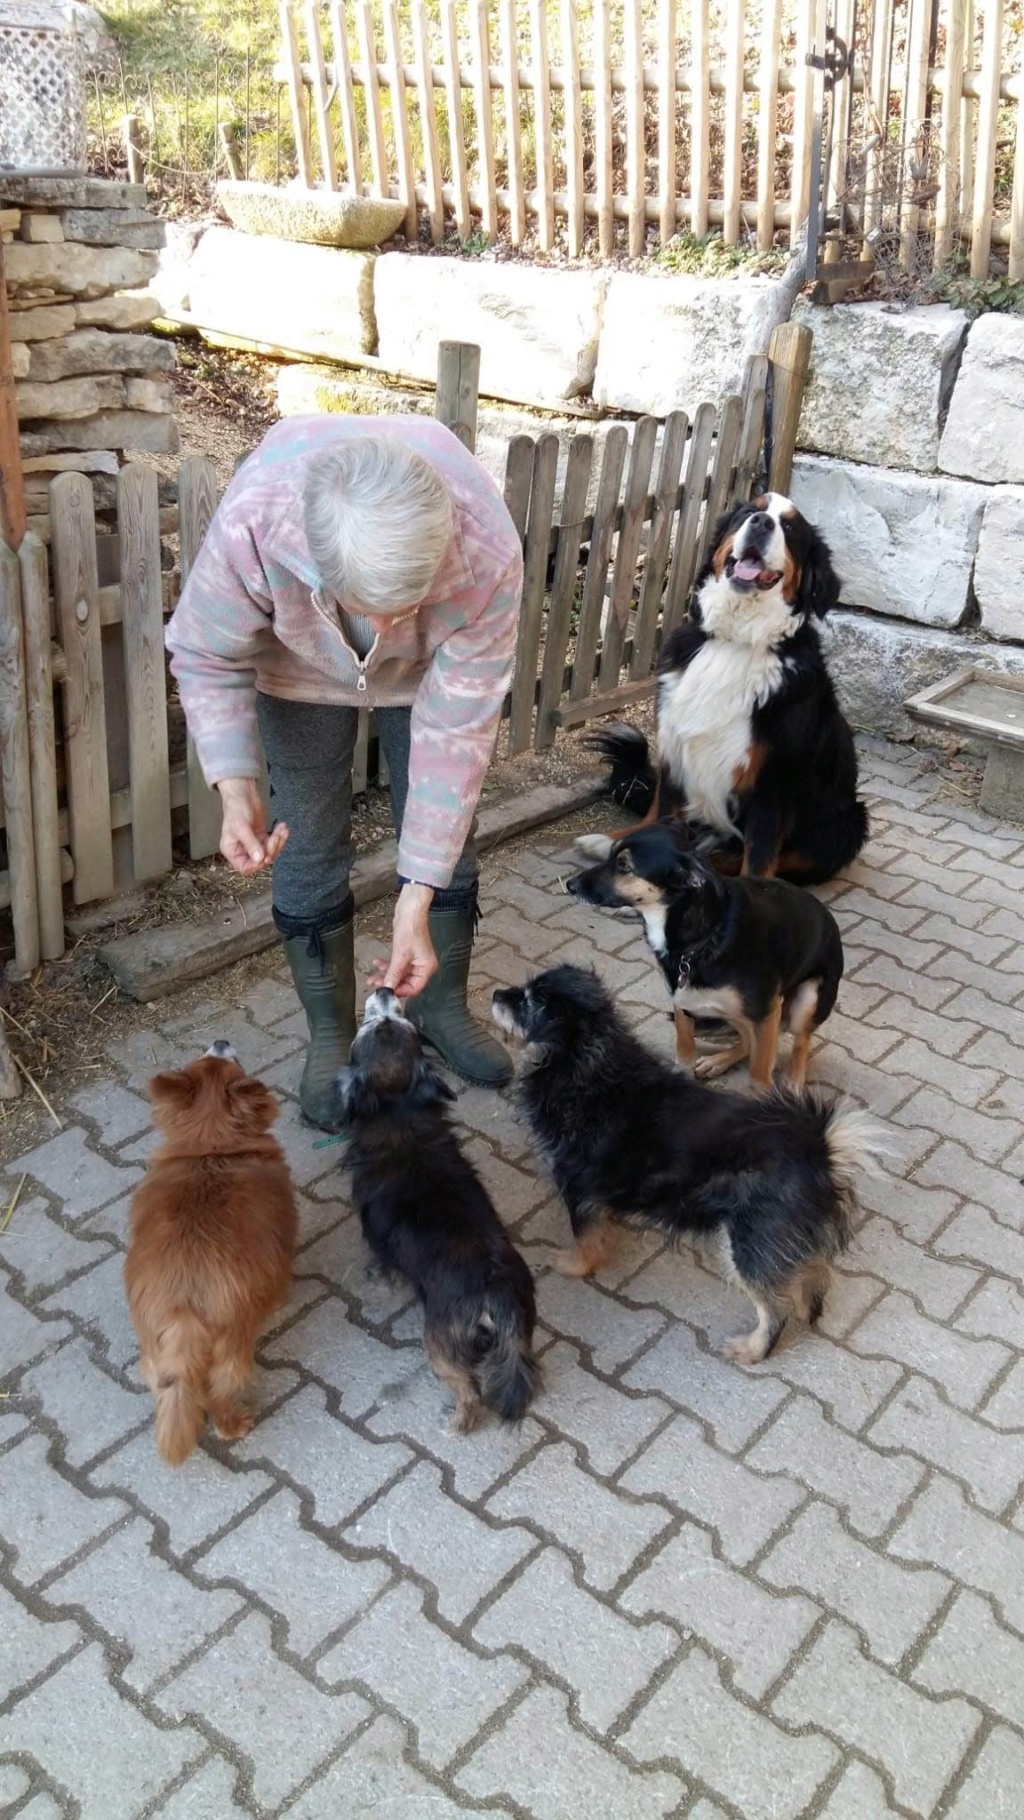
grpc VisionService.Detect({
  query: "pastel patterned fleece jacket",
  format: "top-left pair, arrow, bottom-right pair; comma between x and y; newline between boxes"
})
165,414 -> 523,889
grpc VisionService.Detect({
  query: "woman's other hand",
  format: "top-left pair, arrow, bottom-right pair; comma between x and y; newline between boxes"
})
368,882 -> 437,997
217,778 -> 289,876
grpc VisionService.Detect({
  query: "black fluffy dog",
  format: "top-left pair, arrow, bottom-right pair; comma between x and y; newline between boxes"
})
568,824 -> 844,1086
337,989 -> 539,1429
492,965 -> 883,1364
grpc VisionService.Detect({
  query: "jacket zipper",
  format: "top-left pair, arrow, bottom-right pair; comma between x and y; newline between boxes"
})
311,587 -> 378,693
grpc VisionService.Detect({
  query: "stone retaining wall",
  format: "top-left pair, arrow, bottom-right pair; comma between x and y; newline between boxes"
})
2,175 -> 177,538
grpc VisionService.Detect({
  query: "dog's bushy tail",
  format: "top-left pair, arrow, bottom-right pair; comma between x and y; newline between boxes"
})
584,722 -> 656,814
473,1305 -> 541,1423
152,1310 -> 211,1465
821,1099 -> 893,1233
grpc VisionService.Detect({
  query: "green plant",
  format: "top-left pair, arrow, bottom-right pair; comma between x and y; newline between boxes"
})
653,231 -> 790,279
933,275 -> 1024,320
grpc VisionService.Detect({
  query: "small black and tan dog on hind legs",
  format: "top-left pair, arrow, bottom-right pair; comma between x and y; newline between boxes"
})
492,964 -> 888,1366
335,988 -> 540,1432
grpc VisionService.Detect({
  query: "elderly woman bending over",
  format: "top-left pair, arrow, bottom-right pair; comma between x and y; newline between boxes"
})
166,415 -> 523,1130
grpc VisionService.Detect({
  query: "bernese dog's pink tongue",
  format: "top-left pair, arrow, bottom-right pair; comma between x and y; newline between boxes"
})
733,556 -> 764,582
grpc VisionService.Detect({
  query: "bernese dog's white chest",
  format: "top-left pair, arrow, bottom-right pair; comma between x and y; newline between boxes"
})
657,637 -> 784,834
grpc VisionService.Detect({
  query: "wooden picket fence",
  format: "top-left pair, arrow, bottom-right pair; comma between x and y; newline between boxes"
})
0,328 -> 808,975
275,0 -> 1024,277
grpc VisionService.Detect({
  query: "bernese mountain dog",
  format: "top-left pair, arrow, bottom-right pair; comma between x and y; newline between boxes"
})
589,493 -> 869,885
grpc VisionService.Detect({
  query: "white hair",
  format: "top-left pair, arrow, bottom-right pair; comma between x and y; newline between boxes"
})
303,435 -> 453,614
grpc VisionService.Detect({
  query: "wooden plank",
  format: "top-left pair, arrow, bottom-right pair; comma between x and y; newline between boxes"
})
442,0 -> 472,238
568,425 -> 629,703
500,0 -> 527,245
593,0 -> 614,255
625,0 -> 646,256
0,1019 -> 19,1099
0,239 -> 26,553
508,433 -> 558,755
696,393 -> 744,572
535,435 -> 594,748
529,0 -> 554,251
757,0 -> 783,248
304,0 -> 339,187
435,340 -> 480,451
357,0 -> 389,197
960,0 -> 976,230
503,432 -> 535,541
722,0 -> 745,245
556,677 -> 655,729
970,0 -> 1003,277
50,473 -> 114,905
471,0 -> 498,242
414,0 -> 445,242
899,0 -> 933,268
562,0 -> 585,257
1010,81 -> 1024,282
631,409 -> 688,678
18,533 -> 63,960
690,0 -> 711,236
766,319 -> 812,491
384,2 -> 417,236
862,0 -> 892,246
934,0 -> 967,266
790,0 -> 816,246
177,455 -> 223,862
657,0 -> 677,246
599,417 -> 659,691
906,668 -> 1024,750
118,465 -> 172,884
734,353 -> 769,502
663,399 -> 715,636
329,0 -> 363,193
0,543 -> 39,971
280,0 -> 314,187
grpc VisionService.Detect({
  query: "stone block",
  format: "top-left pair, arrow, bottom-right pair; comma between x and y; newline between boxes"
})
216,179 -> 405,247
595,269 -> 792,417
3,240 -> 160,301
19,409 -> 180,456
822,609 -> 1024,738
8,302 -> 76,339
16,374 -> 125,421
939,312 -> 1024,482
27,329 -> 175,382
61,208 -> 166,249
795,298 -> 967,472
181,224 -> 376,360
22,449 -> 120,475
21,212 -> 64,243
460,1684 -> 685,1819
375,252 -> 607,408
973,484 -> 1024,641
790,454 -> 986,626
76,290 -> 161,330
9,340 -> 29,378
125,375 -> 174,412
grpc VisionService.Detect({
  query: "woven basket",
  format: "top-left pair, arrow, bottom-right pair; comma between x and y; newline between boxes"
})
0,2 -> 87,176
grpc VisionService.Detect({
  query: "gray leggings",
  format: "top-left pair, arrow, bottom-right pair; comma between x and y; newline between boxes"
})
256,694 -> 479,922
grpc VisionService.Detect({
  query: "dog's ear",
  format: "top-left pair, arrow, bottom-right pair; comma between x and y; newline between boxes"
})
409,1060 -> 456,1109
227,1075 -> 279,1130
335,1065 -> 379,1123
796,528 -> 841,619
146,1069 -> 196,1111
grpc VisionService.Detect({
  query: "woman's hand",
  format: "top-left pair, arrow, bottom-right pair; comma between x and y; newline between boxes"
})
369,883 -> 437,998
217,778 -> 289,876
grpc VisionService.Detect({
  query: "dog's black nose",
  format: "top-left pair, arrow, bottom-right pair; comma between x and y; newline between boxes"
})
746,510 -> 772,533
205,1038 -> 237,1061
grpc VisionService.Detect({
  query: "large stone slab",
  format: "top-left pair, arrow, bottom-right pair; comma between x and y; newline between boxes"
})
973,486 -> 1024,643
19,410 -> 179,456
823,611 -> 1024,739
939,313 -> 1024,484
60,208 -> 166,249
375,254 -> 607,409
790,454 -> 987,628
216,180 -> 405,248
795,299 -> 967,473
3,241 -> 160,301
27,330 -> 174,381
7,302 -> 76,340
16,374 -> 125,421
594,270 -> 792,417
76,291 -> 161,331
178,226 -> 375,360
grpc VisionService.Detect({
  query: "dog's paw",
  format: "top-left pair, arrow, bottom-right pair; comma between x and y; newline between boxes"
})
573,833 -> 614,862
722,1332 -> 769,1368
212,1405 -> 254,1442
552,1243 -> 597,1279
694,1052 -> 743,1080
449,1401 -> 483,1436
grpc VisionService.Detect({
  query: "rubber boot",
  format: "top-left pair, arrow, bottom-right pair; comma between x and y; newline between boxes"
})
407,894 -> 513,1088
277,902 -> 356,1131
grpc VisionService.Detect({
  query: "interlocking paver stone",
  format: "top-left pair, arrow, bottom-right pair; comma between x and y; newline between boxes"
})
459,1683 -> 685,1820
4,1644 -> 203,1820
2,738 -> 1023,1820
622,1648 -> 837,1820
317,1580 -> 528,1768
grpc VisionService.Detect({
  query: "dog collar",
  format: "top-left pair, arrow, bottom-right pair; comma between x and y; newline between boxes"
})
312,1132 -> 349,1150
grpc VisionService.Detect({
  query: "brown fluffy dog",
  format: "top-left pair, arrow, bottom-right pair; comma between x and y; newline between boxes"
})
125,1041 -> 297,1465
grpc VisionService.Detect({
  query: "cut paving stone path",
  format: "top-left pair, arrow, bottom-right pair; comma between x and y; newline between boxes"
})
2,734 -> 1024,1818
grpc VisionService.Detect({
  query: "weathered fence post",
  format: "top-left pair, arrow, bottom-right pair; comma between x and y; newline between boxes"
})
766,321 -> 813,493
178,456 -> 224,861
51,473 -> 115,905
219,122 -> 244,180
19,533 -> 63,961
122,114 -> 145,183
0,542 -> 40,974
435,342 -> 480,452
